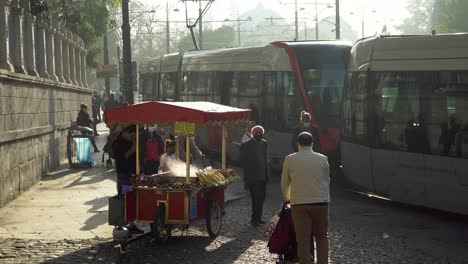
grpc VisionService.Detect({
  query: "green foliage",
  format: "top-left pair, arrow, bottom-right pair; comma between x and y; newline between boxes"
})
397,0 -> 436,34
177,26 -> 237,51
436,0 -> 468,32
43,0 -> 120,67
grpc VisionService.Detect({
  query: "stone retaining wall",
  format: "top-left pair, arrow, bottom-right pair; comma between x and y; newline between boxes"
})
0,1 -> 92,207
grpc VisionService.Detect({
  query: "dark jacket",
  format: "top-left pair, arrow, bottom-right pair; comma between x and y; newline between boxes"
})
104,99 -> 120,111
292,124 -> 320,152
112,135 -> 136,174
76,110 -> 92,128
240,138 -> 269,184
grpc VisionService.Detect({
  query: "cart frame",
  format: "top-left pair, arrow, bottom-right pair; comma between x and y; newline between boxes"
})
104,101 -> 251,255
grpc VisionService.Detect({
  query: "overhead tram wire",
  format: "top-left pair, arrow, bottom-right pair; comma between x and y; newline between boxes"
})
181,0 -> 215,50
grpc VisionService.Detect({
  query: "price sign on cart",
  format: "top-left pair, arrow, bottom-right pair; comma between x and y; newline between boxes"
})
174,121 -> 196,136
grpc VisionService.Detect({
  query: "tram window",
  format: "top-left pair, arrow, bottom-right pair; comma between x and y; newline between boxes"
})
283,72 -> 303,130
263,72 -> 285,130
197,72 -> 210,95
372,71 -> 468,157
373,72 -> 426,152
153,74 -> 160,100
237,72 -> 260,96
431,71 -> 468,158
381,87 -> 399,113
342,72 -> 368,144
160,72 -> 176,100
141,76 -> 153,101
303,66 -> 345,128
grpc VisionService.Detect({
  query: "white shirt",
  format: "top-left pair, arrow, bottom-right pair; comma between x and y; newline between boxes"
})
281,147 -> 330,205
241,132 -> 251,143
159,153 -> 177,173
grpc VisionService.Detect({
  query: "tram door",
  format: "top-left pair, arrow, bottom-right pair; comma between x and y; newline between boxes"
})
262,72 -> 292,169
219,72 -> 233,106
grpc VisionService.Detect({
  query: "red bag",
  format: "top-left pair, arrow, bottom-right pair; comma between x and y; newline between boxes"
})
267,203 -> 296,255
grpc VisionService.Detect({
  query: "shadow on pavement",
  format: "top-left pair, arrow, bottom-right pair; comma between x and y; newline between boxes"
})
64,169 -> 116,188
39,231 -> 256,264
80,196 -> 111,232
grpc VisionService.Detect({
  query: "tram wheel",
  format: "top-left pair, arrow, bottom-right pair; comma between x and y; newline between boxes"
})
206,197 -> 222,238
151,204 -> 171,244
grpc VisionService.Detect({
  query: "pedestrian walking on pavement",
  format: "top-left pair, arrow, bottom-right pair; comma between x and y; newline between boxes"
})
91,93 -> 100,136
240,125 -> 269,227
103,93 -> 120,112
76,104 -> 100,152
92,91 -> 102,123
292,111 -> 320,153
281,132 -> 330,264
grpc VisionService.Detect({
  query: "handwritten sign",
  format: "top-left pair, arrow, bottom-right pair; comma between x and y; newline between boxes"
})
174,121 -> 196,136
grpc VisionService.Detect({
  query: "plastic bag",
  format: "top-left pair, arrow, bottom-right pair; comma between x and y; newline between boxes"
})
264,209 -> 281,238
74,137 -> 93,164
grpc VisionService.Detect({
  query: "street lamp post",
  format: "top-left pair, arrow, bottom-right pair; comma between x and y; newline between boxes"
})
315,0 -> 318,40
103,30 -> 110,94
294,0 -> 298,41
199,1 -> 203,49
223,16 -> 251,47
335,0 -> 340,39
350,6 -> 376,38
166,1 -> 170,54
121,0 -> 133,104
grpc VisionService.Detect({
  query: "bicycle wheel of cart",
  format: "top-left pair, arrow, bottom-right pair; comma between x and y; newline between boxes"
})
66,131 -> 73,167
151,204 -> 171,244
206,197 -> 222,237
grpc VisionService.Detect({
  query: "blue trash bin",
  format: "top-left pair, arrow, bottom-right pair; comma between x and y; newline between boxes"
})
67,126 -> 94,168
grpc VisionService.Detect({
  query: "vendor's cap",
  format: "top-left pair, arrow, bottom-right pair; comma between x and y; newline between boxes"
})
165,139 -> 176,147
251,125 -> 264,135
123,124 -> 136,133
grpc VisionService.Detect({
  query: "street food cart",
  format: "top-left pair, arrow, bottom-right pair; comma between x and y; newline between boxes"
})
104,101 -> 251,254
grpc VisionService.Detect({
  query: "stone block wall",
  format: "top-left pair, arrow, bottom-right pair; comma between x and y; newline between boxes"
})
0,1 -> 92,207
0,72 -> 91,208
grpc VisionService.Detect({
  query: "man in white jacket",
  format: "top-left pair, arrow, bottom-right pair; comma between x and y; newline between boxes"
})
281,132 -> 330,264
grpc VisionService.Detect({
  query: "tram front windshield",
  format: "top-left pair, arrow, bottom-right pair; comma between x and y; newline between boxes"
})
292,45 -> 349,128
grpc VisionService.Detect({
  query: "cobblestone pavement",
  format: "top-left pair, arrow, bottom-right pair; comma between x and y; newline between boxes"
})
1,173 -> 468,264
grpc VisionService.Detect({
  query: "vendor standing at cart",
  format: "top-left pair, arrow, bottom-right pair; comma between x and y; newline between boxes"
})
177,135 -> 204,167
159,139 -> 177,173
112,124 -> 144,234
112,125 -> 138,195
142,124 -> 165,175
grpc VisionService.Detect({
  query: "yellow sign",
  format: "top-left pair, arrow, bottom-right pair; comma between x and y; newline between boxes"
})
174,121 -> 196,136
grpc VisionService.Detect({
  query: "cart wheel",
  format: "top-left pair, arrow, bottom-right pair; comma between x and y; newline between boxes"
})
206,197 -> 222,238
66,131 -> 74,168
119,243 -> 127,254
151,204 -> 171,244
276,255 -> 285,264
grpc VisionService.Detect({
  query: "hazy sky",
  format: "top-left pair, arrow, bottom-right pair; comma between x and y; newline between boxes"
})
138,0 -> 410,39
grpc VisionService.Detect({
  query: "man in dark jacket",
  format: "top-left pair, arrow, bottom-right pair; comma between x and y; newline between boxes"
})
103,94 -> 120,112
111,124 -> 143,234
112,125 -> 137,195
76,104 -> 99,152
240,125 -> 269,226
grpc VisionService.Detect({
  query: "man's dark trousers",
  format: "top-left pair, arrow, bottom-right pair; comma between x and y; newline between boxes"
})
248,181 -> 267,222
